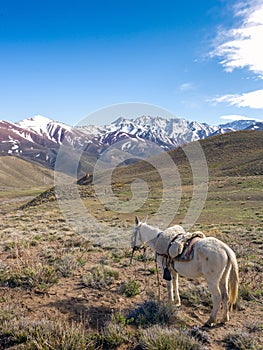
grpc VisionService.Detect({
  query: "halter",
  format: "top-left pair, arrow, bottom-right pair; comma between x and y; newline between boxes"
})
130,224 -> 147,264
132,225 -> 142,247
131,224 -> 162,264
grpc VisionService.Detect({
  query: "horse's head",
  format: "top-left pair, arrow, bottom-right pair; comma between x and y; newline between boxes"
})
132,216 -> 144,250
130,216 -> 145,264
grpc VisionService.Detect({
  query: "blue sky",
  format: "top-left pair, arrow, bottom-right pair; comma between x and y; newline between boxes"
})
0,0 -> 263,126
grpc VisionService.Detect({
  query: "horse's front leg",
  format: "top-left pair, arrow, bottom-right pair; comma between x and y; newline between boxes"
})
166,279 -> 174,302
156,256 -> 175,303
172,272 -> 181,306
166,271 -> 181,306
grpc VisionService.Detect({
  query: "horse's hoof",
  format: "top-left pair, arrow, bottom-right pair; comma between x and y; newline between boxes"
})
204,319 -> 215,327
221,318 -> 229,324
222,314 -> 230,323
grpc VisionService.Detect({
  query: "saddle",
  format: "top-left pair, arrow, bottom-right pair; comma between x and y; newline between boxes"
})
155,230 -> 206,281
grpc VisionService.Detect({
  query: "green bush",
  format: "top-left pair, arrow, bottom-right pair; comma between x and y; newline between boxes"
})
0,264 -> 58,290
121,279 -> 140,297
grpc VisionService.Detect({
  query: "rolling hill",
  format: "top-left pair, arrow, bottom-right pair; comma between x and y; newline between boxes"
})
109,130 -> 263,186
0,156 -> 54,189
17,130 -> 263,226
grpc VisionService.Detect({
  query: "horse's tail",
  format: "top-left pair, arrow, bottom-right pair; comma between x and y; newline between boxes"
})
225,246 -> 239,311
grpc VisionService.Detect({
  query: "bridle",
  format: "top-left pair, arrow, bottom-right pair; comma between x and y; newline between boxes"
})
130,224 -> 146,264
133,225 -> 142,246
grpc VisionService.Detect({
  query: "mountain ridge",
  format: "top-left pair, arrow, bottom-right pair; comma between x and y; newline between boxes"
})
1,115 -> 262,171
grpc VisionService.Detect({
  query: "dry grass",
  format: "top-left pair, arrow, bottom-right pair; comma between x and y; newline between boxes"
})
0,199 -> 262,349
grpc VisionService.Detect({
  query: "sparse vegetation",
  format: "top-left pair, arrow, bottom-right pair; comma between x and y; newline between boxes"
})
0,317 -> 95,350
0,131 -> 262,349
224,329 -> 261,350
0,206 -> 262,350
138,325 -> 207,350
127,299 -> 177,327
0,262 -> 59,290
82,264 -> 119,289
121,279 -> 141,297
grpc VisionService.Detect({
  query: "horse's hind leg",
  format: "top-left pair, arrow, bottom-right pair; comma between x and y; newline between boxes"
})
205,281 -> 221,326
220,263 -> 231,323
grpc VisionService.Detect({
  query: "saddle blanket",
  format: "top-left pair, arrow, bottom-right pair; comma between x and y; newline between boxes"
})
155,228 -> 206,260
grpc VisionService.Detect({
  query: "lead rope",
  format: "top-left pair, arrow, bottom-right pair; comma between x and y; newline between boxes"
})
155,254 -> 161,302
142,246 -> 149,295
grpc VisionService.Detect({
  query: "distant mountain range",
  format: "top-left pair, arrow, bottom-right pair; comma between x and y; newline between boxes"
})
0,115 -> 262,171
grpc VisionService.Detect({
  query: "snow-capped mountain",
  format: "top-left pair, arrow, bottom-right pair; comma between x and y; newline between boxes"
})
98,116 -> 218,149
218,119 -> 260,130
0,116 -> 104,167
16,115 -> 71,145
245,122 -> 263,131
0,114 -> 261,170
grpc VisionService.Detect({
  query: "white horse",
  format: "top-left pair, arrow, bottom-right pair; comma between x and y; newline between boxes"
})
132,217 -> 239,326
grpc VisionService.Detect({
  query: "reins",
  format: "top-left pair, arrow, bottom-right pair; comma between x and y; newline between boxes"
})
131,225 -> 162,300
130,243 -> 161,300
155,253 -> 161,301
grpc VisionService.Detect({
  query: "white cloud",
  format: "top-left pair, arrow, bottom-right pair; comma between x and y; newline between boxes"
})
219,114 -> 262,121
179,82 -> 194,92
211,0 -> 263,78
212,89 -> 263,109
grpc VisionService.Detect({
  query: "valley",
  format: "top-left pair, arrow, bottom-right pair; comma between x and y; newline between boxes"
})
0,128 -> 262,349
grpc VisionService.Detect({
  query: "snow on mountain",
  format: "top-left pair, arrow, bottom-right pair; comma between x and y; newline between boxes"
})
17,115 -> 72,144
17,115 -> 54,130
0,114 -> 261,170
245,122 -> 263,130
218,119 -> 259,130
210,127 -> 236,136
101,116 -> 218,148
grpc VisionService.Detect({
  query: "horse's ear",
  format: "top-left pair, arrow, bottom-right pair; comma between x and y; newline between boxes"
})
135,216 -> 140,226
143,215 -> 148,223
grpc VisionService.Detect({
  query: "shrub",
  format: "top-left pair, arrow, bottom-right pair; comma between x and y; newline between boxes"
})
0,263 -> 58,290
82,264 -> 119,289
224,329 -> 260,350
188,326 -> 210,346
55,254 -> 80,277
100,313 -> 132,348
180,284 -> 212,307
138,325 -> 206,350
120,279 -> 140,297
127,299 -> 176,327
0,317 -> 96,350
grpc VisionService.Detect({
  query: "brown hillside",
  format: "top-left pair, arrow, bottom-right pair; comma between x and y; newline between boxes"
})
196,130 -> 263,176
0,156 -> 54,189
110,130 -> 263,184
